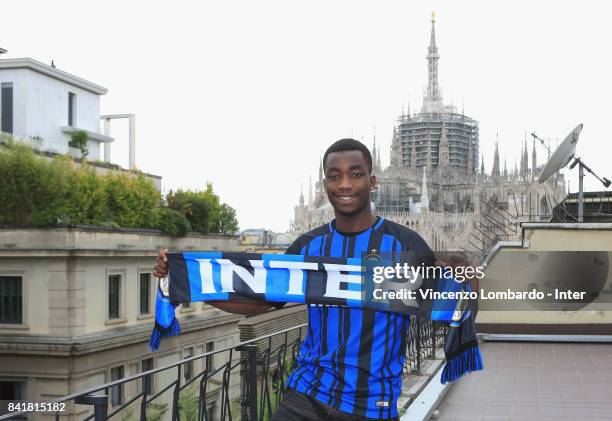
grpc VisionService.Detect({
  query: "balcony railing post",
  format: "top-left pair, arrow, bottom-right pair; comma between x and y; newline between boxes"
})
415,316 -> 422,372
171,365 -> 181,421
140,393 -> 147,421
75,394 -> 108,421
239,344 -> 259,421
431,321 -> 436,358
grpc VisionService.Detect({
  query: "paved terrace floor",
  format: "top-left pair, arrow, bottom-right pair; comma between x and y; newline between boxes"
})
435,341 -> 612,421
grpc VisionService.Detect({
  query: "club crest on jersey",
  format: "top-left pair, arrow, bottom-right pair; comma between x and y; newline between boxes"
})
365,248 -> 381,260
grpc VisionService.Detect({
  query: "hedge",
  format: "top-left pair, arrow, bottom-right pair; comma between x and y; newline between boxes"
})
0,144 -> 238,236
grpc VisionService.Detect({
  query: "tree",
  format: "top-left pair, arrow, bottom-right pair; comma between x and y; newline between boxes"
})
215,203 -> 239,235
165,184 -> 238,235
155,207 -> 191,237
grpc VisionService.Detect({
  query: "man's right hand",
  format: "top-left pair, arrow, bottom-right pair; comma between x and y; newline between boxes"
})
153,249 -> 168,278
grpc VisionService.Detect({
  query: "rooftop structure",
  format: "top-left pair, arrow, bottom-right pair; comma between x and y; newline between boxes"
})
239,228 -> 296,252
0,50 -> 135,168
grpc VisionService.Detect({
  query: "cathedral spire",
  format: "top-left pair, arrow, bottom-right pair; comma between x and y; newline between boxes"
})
427,12 -> 440,100
372,127 -> 381,173
532,136 -> 537,174
521,132 -> 529,178
299,183 -> 304,206
492,133 -> 500,177
420,170 -> 429,213
421,12 -> 442,113
521,133 -> 529,178
308,176 -> 313,205
480,156 -> 485,175
372,136 -> 377,162
430,11 -> 437,48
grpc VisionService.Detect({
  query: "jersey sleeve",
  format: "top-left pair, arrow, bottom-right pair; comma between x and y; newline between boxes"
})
397,228 -> 439,316
400,228 -> 437,267
284,238 -> 303,256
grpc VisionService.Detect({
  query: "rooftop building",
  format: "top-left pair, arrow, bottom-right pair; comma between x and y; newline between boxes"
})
0,48 -> 136,169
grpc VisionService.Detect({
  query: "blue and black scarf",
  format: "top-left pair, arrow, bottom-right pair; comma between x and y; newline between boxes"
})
150,252 -> 483,384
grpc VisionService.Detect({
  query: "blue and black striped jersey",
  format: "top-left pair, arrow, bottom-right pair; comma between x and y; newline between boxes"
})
285,216 -> 435,419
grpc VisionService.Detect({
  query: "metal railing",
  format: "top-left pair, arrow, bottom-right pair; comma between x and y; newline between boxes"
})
1,317 -> 447,421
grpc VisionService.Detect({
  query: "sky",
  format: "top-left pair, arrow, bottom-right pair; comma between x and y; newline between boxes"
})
2,1 -> 611,232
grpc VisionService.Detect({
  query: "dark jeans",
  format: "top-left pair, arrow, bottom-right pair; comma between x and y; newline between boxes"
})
270,388 -> 399,421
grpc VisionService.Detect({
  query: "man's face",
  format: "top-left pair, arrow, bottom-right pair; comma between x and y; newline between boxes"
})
324,150 -> 376,217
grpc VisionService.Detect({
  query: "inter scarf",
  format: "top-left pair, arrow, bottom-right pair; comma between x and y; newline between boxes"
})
150,252 -> 483,384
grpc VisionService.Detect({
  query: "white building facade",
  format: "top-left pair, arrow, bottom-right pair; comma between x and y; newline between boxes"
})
0,56 -> 113,161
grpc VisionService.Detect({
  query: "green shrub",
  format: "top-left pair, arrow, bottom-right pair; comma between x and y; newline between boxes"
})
105,172 -> 159,228
0,143 -> 238,236
166,184 -> 238,235
59,160 -> 108,225
0,144 -> 60,225
69,130 -> 88,158
30,157 -> 72,226
156,207 -> 191,236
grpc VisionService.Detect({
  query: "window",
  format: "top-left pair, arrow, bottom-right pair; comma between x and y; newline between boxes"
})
108,274 -> 121,319
139,273 -> 151,315
205,341 -> 214,374
68,92 -> 76,126
184,347 -> 194,381
0,380 -> 26,417
1,83 -> 13,134
0,276 -> 22,324
141,358 -> 153,395
110,366 -> 124,406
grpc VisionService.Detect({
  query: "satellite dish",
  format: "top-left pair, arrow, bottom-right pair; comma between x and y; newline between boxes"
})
538,124 -> 583,183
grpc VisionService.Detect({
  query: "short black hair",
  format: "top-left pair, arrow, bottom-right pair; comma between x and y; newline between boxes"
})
323,138 -> 372,174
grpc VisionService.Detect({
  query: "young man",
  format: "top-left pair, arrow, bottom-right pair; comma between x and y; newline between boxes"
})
154,138 -> 440,420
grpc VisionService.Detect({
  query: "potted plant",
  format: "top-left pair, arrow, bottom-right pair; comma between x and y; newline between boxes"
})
68,130 -> 88,158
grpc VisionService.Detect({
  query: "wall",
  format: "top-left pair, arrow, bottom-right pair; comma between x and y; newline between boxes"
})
0,228 -> 240,336
0,228 -> 244,419
0,68 -> 102,159
476,223 -> 612,331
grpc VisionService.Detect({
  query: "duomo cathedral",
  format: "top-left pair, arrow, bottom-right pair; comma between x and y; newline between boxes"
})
291,15 -> 566,260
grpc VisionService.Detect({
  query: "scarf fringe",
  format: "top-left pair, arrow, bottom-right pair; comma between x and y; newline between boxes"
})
149,317 -> 181,352
441,345 -> 483,384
